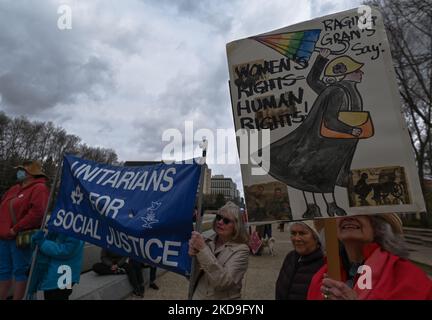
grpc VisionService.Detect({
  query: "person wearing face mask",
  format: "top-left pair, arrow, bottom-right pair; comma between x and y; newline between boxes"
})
188,201 -> 250,300
0,160 -> 50,300
307,213 -> 432,300
275,220 -> 324,300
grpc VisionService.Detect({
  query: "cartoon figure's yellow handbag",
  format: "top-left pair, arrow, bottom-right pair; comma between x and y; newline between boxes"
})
320,111 -> 374,139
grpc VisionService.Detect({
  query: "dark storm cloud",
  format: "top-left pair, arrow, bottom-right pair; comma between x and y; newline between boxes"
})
0,1 -> 114,115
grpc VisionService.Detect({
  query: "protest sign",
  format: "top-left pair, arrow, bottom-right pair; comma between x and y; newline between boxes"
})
226,6 -> 426,222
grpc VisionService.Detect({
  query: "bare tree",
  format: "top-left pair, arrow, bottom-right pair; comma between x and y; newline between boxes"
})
0,112 -> 120,195
367,0 -> 432,223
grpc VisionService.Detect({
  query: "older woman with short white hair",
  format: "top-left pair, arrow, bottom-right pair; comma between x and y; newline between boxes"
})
276,220 -> 324,300
308,213 -> 432,300
189,201 -> 249,300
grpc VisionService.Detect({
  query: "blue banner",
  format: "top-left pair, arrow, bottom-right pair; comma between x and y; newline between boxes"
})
47,155 -> 201,276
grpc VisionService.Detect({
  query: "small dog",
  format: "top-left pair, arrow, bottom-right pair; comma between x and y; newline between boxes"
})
261,237 -> 276,256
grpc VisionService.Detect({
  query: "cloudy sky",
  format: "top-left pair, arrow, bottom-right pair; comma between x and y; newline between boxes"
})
0,0 -> 361,195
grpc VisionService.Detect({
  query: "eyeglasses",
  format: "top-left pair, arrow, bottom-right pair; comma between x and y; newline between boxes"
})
215,214 -> 233,225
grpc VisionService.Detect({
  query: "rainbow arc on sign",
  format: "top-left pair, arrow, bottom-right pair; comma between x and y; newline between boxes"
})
251,29 -> 321,64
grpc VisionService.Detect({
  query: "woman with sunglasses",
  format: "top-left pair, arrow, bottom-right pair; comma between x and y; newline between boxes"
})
189,201 -> 249,300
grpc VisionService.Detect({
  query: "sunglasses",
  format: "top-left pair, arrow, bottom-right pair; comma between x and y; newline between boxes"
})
215,214 -> 233,225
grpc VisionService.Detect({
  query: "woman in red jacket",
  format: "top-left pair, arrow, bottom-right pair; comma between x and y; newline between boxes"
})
307,213 -> 432,300
0,161 -> 49,300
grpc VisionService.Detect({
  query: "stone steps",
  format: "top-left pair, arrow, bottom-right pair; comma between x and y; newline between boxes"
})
403,227 -> 432,247
403,227 -> 432,236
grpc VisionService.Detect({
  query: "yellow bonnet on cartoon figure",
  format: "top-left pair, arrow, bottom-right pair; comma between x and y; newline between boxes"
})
324,55 -> 364,77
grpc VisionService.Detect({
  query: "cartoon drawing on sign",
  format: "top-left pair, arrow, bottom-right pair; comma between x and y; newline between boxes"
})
141,201 -> 161,229
245,182 -> 292,221
251,29 -> 350,66
348,166 -> 410,207
255,31 -> 374,219
353,172 -> 373,206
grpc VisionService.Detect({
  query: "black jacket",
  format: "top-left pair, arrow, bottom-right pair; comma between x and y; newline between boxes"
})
275,248 -> 324,300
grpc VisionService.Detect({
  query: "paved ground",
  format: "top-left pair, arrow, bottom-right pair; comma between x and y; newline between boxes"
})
128,224 -> 432,300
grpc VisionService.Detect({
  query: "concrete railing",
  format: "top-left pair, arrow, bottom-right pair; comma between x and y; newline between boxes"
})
403,227 -> 432,247
70,267 -> 167,300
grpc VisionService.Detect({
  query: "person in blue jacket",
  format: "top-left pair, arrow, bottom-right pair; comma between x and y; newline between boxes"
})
29,230 -> 84,300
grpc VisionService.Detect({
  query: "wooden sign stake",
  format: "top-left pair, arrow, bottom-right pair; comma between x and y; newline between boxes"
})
324,218 -> 341,281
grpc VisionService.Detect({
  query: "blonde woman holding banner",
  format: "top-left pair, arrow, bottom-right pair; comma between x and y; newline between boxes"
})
188,201 -> 249,300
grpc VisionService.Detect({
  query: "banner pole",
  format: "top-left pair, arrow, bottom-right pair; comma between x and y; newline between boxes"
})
187,138 -> 207,300
24,150 -> 65,300
323,218 -> 341,281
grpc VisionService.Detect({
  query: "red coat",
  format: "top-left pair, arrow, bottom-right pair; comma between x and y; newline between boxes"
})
0,178 -> 50,239
307,243 -> 432,300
